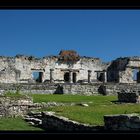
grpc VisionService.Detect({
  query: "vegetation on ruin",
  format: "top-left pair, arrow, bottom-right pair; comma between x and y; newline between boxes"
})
58,50 -> 80,63
0,117 -> 43,131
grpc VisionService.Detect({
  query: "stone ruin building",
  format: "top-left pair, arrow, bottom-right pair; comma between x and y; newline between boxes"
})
0,50 -> 140,84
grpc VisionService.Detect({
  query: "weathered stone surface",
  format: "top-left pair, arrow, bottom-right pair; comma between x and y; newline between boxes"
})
104,114 -> 140,131
41,111 -> 103,132
25,117 -> 42,126
1,50 -> 140,84
76,103 -> 89,107
24,111 -> 140,131
107,57 -> 140,83
0,83 -> 140,95
0,96 -> 33,117
0,51 -> 105,84
118,89 -> 140,103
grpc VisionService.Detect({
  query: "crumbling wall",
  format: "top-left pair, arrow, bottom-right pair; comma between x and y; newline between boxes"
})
0,68 -> 19,83
118,89 -> 140,103
104,114 -> 140,131
78,57 -> 104,82
107,58 -> 128,82
63,84 -> 101,95
0,51 -> 108,84
0,57 -> 20,83
41,111 -> 101,132
43,56 -> 65,82
40,55 -> 105,83
1,83 -> 140,95
118,59 -> 140,83
119,68 -> 134,83
107,57 -> 140,83
127,57 -> 140,67
0,96 -> 33,117
15,56 -> 47,83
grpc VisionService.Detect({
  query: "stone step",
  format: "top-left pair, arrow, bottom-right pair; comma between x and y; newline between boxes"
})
24,117 -> 42,125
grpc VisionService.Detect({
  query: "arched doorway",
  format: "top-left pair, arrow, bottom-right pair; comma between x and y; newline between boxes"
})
64,72 -> 70,82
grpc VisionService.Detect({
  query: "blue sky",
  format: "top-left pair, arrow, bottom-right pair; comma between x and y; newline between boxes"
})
0,10 -> 140,62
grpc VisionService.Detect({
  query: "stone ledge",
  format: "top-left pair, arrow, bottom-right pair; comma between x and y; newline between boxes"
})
104,113 -> 140,131
41,111 -> 103,132
118,90 -> 140,103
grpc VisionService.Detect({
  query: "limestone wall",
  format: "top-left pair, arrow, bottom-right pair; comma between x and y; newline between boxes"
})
0,55 -> 105,83
107,58 -> 128,82
43,57 -> 104,83
41,111 -> 102,132
0,83 -> 101,95
63,84 -> 100,95
127,60 -> 140,68
118,90 -> 140,103
2,54 -> 140,84
104,114 -> 140,131
0,83 -> 140,96
107,57 -> 140,83
119,60 -> 140,83
0,96 -> 33,117
119,68 -> 134,83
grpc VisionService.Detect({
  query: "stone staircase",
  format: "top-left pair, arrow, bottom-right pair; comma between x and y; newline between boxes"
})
24,112 -> 42,126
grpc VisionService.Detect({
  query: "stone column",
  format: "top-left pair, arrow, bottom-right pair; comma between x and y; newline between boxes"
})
88,70 -> 92,83
50,69 -> 54,83
69,71 -> 73,83
104,71 -> 107,83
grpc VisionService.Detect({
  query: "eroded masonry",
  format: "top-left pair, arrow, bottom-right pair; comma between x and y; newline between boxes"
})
0,50 -> 140,84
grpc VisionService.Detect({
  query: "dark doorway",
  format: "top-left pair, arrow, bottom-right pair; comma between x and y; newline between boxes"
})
97,72 -> 105,82
64,72 -> 70,82
137,71 -> 140,83
73,72 -> 76,83
54,84 -> 64,94
32,72 -> 43,83
133,69 -> 139,82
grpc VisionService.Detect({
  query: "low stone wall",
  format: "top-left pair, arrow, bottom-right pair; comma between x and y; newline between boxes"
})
63,83 -> 101,95
104,114 -> 140,131
41,112 -> 103,132
118,90 -> 140,103
0,96 -> 69,117
0,83 -> 101,95
0,96 -> 33,117
24,111 -> 140,131
0,83 -> 140,95
0,83 -> 58,94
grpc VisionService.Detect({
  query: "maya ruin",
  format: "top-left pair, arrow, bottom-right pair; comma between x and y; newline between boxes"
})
1,50 -> 140,84
0,49 -> 140,97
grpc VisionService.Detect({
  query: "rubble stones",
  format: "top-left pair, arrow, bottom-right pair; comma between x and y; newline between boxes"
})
118,89 -> 140,103
0,96 -> 33,117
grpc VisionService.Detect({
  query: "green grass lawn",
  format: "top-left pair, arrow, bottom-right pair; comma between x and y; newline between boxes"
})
2,92 -> 30,99
31,94 -> 117,104
0,117 -> 43,131
46,103 -> 140,126
30,94 -> 140,126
